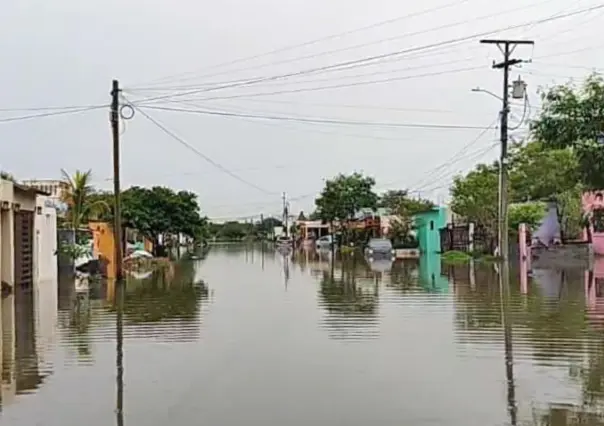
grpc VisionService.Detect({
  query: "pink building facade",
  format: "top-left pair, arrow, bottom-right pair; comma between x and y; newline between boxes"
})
582,191 -> 604,255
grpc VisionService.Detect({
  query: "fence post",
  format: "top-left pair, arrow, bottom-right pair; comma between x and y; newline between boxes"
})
468,222 -> 475,253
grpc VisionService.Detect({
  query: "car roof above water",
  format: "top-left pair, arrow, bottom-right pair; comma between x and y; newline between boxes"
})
368,238 -> 392,247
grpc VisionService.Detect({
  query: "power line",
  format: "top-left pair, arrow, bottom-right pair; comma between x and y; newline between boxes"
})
181,97 -> 457,114
410,143 -> 499,194
129,104 -> 279,195
143,64 -> 483,104
130,0 -> 473,87
0,104 -> 106,112
130,0 -> 563,90
405,118 -> 500,190
0,105 -> 107,123
128,4 -> 604,105
136,54 -> 481,95
137,104 -> 524,131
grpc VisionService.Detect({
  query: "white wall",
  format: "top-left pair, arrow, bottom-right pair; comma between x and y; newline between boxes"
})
34,196 -> 58,285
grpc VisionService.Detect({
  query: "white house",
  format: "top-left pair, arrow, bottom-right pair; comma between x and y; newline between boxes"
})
0,180 -> 57,291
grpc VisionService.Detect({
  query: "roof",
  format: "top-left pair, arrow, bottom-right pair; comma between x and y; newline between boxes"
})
13,182 -> 50,196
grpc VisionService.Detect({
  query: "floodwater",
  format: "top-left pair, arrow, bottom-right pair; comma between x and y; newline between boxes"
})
2,245 -> 604,425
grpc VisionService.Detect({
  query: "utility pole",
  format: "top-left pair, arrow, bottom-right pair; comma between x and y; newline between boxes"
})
480,39 -> 533,261
282,192 -> 289,237
110,80 -> 124,281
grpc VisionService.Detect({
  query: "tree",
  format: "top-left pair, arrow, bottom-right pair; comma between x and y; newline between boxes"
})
297,211 -> 307,221
508,141 -> 579,202
531,74 -> 604,189
378,189 -> 434,216
120,186 -> 206,249
450,163 -> 500,233
212,221 -> 252,240
314,173 -> 378,222
61,169 -> 109,230
508,202 -> 546,235
450,141 -> 585,238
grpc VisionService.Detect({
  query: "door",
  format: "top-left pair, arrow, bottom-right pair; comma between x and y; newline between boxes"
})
14,210 -> 34,289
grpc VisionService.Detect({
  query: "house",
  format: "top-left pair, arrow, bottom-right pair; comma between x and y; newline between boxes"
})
89,221 -> 154,279
413,207 -> 448,254
0,180 -> 55,291
21,179 -> 69,216
296,220 -> 331,240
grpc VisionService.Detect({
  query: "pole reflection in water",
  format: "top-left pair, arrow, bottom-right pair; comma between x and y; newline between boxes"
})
261,243 -> 265,271
283,253 -> 290,290
115,282 -> 124,426
499,260 -> 517,425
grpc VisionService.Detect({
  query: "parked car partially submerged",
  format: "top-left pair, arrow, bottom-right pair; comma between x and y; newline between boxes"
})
316,235 -> 334,250
364,238 -> 395,261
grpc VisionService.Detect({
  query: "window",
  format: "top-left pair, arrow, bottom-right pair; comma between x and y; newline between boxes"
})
430,220 -> 434,230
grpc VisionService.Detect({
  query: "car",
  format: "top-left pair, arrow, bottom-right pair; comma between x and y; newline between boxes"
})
316,235 -> 333,250
364,238 -> 395,260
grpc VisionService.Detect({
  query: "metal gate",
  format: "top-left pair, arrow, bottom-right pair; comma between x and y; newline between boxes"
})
14,210 -> 34,288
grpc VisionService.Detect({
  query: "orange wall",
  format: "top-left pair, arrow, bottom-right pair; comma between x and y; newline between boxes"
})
88,221 -> 117,279
143,237 -> 154,253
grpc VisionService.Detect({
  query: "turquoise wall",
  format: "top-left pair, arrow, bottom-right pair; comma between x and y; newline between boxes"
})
413,207 -> 447,254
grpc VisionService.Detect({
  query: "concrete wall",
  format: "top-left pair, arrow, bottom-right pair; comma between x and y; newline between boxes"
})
1,209 -> 14,287
0,181 -> 37,288
34,196 -> 58,285
414,207 -> 448,254
89,221 -> 117,279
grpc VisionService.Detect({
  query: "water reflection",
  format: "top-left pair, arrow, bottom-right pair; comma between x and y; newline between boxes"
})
6,246 -> 604,425
115,281 -> 124,426
318,258 -> 380,341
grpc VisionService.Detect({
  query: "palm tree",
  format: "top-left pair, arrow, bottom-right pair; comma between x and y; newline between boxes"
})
61,169 -> 108,230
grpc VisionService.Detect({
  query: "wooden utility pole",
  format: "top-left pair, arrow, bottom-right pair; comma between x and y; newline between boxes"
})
480,39 -> 533,261
110,80 -> 124,281
282,192 -> 289,237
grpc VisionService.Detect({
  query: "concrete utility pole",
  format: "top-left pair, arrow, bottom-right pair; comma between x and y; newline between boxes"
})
480,39 -> 533,261
110,79 -> 124,281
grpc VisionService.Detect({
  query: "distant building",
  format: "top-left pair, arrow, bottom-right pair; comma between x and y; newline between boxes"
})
21,179 -> 69,216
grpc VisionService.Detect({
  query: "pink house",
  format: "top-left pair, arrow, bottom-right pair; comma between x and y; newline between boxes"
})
582,191 -> 604,255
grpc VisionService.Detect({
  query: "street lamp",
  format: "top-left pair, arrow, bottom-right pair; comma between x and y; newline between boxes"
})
471,87 -> 502,101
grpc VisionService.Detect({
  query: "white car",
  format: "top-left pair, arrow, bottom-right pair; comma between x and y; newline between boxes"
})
315,235 -> 333,250
364,238 -> 396,261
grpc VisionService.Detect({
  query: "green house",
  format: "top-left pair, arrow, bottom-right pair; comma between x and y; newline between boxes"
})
413,207 -> 448,254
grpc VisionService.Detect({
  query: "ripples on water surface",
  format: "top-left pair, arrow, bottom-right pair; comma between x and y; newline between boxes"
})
2,245 -> 604,425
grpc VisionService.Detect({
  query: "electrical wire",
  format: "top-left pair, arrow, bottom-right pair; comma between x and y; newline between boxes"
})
0,105 -> 107,123
157,102 -> 471,144
0,104 -> 107,112
129,0 -> 474,88
128,103 -> 279,196
399,143 -> 498,199
127,4 -> 604,105
141,63 -> 484,104
403,118 -> 500,191
130,0 -> 565,90
137,104 -> 523,131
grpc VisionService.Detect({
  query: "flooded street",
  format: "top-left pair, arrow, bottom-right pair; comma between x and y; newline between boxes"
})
2,245 -> 604,425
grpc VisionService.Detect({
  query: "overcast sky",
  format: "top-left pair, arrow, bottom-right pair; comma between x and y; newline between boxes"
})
1,0 -> 603,220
